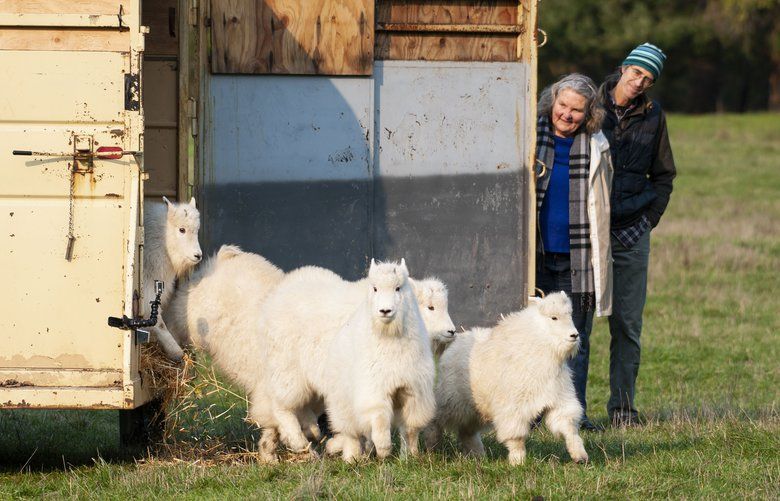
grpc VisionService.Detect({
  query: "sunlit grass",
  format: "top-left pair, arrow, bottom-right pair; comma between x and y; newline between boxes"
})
1,114 -> 778,499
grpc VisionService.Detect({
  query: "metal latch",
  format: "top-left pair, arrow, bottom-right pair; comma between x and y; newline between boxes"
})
13,141 -> 141,261
13,147 -> 141,169
108,281 -> 164,345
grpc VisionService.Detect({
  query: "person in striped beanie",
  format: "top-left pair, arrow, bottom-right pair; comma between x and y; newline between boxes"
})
598,43 -> 677,428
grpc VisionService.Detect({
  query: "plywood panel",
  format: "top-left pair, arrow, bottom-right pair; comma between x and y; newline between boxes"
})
375,0 -> 524,62
376,33 -> 516,62
210,0 -> 374,75
376,0 -> 518,24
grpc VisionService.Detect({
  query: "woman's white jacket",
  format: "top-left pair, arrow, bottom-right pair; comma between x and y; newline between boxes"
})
588,131 -> 613,316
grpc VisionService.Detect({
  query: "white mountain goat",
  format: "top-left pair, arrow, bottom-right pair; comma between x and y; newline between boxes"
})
164,244 -> 301,462
425,292 -> 589,465
412,278 -> 457,357
321,260 -> 436,462
142,196 -> 201,361
259,261 -> 444,460
165,244 -> 284,389
167,250 -> 453,462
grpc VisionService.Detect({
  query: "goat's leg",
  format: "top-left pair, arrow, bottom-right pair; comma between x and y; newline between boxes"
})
504,437 -> 527,465
369,407 -> 393,459
258,427 -> 280,463
545,404 -> 588,463
274,406 -> 317,457
151,315 -> 184,361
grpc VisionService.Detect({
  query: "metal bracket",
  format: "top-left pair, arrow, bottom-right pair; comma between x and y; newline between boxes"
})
135,329 -> 150,345
189,0 -> 199,27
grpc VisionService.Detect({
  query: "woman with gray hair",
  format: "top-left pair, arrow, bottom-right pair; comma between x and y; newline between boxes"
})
534,73 -> 613,432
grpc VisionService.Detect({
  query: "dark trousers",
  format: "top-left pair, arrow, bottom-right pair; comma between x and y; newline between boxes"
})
607,231 -> 650,420
536,252 -> 594,417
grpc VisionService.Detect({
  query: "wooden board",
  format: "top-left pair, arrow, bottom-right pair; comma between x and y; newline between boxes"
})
0,0 -> 130,15
376,33 -> 517,62
0,28 -> 128,51
210,0 -> 374,75
376,0 -> 518,25
142,0 -> 178,56
375,0 -> 524,62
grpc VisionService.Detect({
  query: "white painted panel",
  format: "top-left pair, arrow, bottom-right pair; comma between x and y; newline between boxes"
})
0,51 -> 127,123
375,61 -> 527,177
209,75 -> 373,183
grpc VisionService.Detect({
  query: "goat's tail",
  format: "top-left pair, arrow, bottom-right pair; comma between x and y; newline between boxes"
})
217,244 -> 244,262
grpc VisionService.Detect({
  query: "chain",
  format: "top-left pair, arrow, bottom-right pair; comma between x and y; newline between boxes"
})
65,162 -> 76,261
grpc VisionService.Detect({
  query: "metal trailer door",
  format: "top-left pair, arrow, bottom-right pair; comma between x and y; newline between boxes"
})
0,0 -> 147,409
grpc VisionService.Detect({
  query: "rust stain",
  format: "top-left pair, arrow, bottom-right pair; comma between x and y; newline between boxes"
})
0,379 -> 33,388
105,193 -> 121,198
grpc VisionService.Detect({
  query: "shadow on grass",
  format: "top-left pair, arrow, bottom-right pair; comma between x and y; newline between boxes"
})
0,409 -> 137,471
429,428 -> 700,467
0,408 -> 258,472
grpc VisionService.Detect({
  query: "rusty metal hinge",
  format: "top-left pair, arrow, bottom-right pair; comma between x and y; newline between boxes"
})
189,0 -> 199,27
188,98 -> 198,137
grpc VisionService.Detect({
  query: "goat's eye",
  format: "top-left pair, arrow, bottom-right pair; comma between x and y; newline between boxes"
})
179,228 -> 186,234
551,316 -> 558,321
428,306 -> 435,311
395,287 -> 401,292
373,287 -> 377,292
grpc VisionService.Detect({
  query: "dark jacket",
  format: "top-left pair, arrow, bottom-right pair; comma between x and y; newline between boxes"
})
599,74 -> 676,229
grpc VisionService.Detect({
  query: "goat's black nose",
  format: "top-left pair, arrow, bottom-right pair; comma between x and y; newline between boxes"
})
194,253 -> 202,260
570,333 -> 579,340
447,330 -> 456,335
379,309 -> 392,315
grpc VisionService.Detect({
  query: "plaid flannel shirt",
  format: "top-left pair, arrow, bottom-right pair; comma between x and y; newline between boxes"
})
612,214 -> 651,249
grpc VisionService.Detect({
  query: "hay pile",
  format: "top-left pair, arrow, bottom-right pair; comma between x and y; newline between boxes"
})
138,344 -> 257,464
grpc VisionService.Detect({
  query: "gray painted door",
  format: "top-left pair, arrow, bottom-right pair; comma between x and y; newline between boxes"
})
202,61 -> 531,327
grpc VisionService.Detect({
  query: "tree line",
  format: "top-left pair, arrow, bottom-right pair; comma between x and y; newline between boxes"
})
538,0 -> 780,112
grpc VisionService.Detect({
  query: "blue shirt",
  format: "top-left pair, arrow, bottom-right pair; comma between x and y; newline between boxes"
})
540,135 -> 574,253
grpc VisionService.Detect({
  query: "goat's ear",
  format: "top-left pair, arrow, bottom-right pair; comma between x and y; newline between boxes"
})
189,197 -> 197,208
162,196 -> 173,208
369,258 -> 377,272
399,257 -> 408,274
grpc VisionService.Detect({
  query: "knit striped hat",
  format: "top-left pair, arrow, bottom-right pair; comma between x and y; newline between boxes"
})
622,43 -> 666,80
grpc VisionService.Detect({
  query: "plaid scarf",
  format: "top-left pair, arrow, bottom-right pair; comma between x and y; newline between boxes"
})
535,115 -> 595,310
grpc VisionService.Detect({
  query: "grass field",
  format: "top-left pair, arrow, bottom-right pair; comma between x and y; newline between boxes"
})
1,114 -> 778,499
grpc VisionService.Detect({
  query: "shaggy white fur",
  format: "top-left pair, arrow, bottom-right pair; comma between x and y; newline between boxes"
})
166,244 -> 284,388
259,261 -> 441,461
321,260 -> 436,461
425,292 -> 588,465
164,245 -> 291,462
142,197 -> 202,361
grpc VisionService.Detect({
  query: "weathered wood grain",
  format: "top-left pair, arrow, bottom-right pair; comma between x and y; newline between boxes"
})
376,1 -> 518,25
375,1 -> 524,62
0,28 -> 127,51
142,0 -> 178,56
0,0 -> 129,15
211,0 -> 374,75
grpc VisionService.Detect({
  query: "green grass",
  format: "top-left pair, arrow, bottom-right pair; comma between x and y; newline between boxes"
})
2,113 -> 779,499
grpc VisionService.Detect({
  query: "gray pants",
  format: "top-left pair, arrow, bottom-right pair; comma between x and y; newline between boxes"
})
607,230 -> 650,420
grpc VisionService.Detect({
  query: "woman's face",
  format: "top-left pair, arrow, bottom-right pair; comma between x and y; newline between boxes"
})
551,88 -> 587,138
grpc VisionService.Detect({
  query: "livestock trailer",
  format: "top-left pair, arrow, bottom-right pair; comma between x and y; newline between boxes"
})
1,0 -> 539,439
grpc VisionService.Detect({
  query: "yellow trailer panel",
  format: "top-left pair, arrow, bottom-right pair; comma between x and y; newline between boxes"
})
0,0 -> 150,410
